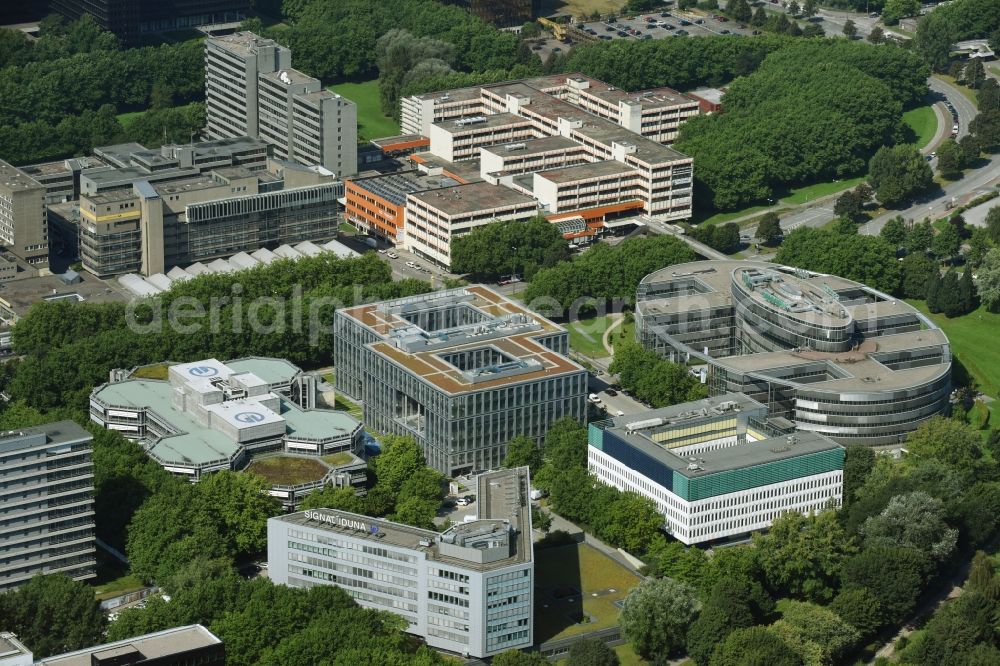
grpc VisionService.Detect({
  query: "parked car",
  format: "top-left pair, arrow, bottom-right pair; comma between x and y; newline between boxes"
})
605,388 -> 618,396
588,393 -> 603,404
456,497 -> 470,506
387,251 -> 398,259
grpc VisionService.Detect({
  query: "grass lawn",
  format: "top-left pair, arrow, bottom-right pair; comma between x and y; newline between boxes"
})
906,299 -> 1000,398
245,456 -> 329,486
327,80 -> 400,141
117,102 -> 203,130
695,204 -> 774,227
92,555 -> 144,601
333,393 -> 363,419
902,105 -> 938,150
339,222 -> 358,235
534,543 -> 642,643
779,175 -> 867,206
565,315 -> 619,359
131,363 -> 170,380
537,0 -> 624,18
322,451 -> 355,466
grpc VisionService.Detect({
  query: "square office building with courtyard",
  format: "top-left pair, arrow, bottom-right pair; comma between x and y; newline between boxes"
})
268,467 -> 533,659
588,393 -> 845,545
334,286 -> 587,476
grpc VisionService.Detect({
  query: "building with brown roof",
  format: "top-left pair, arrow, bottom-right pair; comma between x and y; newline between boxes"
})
334,286 -> 586,475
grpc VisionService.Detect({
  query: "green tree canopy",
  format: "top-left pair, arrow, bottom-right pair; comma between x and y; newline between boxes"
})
449,216 -> 569,281
0,574 -> 106,658
774,227 -> 903,294
710,626 -> 802,666
868,144 -> 934,207
620,577 -> 701,659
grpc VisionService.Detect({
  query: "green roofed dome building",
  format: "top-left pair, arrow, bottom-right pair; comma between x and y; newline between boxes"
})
89,357 -> 365,508
588,393 -> 844,545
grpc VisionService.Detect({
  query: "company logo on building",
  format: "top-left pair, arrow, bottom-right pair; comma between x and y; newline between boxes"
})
304,510 -> 378,534
188,365 -> 219,378
234,411 -> 266,424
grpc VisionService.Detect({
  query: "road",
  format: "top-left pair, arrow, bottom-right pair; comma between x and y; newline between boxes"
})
928,76 -> 976,140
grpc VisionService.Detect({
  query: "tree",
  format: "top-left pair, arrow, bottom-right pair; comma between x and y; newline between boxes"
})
967,551 -> 1000,599
900,251 -> 937,299
752,6 -> 768,26
979,78 -> 1000,112
978,248 -> 1000,312
882,0 -> 919,25
960,134 -> 982,165
868,26 -> 885,43
753,511 -> 857,602
970,109 -> 1000,150
610,341 -> 707,408
769,601 -> 861,666
834,189 -> 865,223
492,650 -> 548,666
788,0 -> 801,16
880,215 -> 908,247
503,435 -> 543,471
567,638 -> 620,666
869,145 -> 934,207
905,220 -> 934,253
905,415 -> 984,468
909,592 -> 997,665
726,0 -> 753,22
801,0 -> 817,17
841,545 -> 929,626
936,139 -> 964,179
0,574 -> 106,658
959,267 -> 978,313
450,216 -> 569,281
842,445 -> 876,507
686,575 -> 772,666
860,491 -> 958,564
199,471 -> 281,556
710,626 -> 802,666
965,58 -> 986,90
925,269 -> 943,312
987,206 -> 1000,244
620,577 -> 701,659
842,19 -> 857,39
915,11 -> 957,71
592,491 -> 667,554
829,587 -> 884,636
932,225 -> 961,261
774,228 -> 903,294
967,227 -> 991,267
756,212 -> 783,245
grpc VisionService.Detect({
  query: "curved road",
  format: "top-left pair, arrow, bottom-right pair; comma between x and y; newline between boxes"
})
928,76 -> 977,139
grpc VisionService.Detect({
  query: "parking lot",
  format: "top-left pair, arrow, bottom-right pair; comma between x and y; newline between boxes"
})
530,8 -> 755,60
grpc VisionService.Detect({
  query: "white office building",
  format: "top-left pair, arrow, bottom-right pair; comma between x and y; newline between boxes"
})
268,467 -> 533,658
588,394 -> 845,545
205,32 -> 357,176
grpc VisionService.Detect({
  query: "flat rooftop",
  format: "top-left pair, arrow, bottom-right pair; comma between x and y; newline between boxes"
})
0,161 -> 42,192
349,170 -> 460,207
261,67 -> 315,86
608,392 -> 766,430
535,159 -> 635,184
481,136 -> 582,159
208,30 -> 282,57
604,416 -> 842,478
409,153 -> 484,184
39,625 -> 221,666
0,270 -> 128,319
340,286 -> 584,394
408,181 -> 537,216
0,420 -> 91,453
436,112 -> 533,133
278,466 -> 532,570
637,260 -> 952,392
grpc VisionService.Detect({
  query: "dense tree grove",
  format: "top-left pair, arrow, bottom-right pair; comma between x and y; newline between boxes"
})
302,435 -> 444,530
6,254 -> 430,411
675,40 -> 927,209
107,576 -> 445,666
450,216 -> 570,281
274,0 -> 535,99
868,145 -> 934,206
642,414 -> 1000,664
523,235 -> 694,314
560,35 -> 787,92
0,574 -> 106,658
774,227 -> 903,294
0,17 -> 205,164
609,341 -> 708,408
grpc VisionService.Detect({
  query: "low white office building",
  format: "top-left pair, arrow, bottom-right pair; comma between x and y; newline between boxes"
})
268,467 -> 533,658
588,394 -> 845,545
